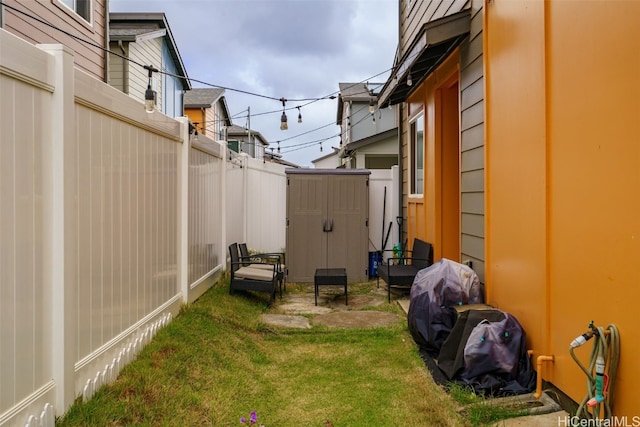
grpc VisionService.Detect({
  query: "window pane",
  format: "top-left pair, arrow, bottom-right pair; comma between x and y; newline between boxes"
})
76,0 -> 90,21
411,115 -> 424,194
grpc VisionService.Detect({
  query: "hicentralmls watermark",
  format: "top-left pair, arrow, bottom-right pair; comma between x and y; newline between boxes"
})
558,416 -> 640,427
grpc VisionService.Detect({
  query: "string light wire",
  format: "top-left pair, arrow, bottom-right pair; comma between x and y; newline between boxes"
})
0,0 -> 409,157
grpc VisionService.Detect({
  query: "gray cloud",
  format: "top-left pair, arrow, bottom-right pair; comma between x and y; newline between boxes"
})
110,0 -> 397,166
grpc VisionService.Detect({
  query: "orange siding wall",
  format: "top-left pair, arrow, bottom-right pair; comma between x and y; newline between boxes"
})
486,0 -> 639,416
406,53 -> 460,261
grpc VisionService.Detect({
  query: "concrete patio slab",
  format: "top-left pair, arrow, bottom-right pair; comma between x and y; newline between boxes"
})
260,314 -> 311,329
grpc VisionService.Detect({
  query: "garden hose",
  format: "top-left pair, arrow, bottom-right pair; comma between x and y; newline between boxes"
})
569,323 -> 620,420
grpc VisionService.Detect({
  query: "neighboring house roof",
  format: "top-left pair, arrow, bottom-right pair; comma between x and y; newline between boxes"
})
184,88 -> 232,126
109,12 -> 191,90
265,152 -> 301,168
184,88 -> 225,108
339,82 -> 384,101
336,82 -> 384,124
227,125 -> 269,147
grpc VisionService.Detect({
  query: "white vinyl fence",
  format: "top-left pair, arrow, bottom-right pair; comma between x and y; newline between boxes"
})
0,30 -> 287,427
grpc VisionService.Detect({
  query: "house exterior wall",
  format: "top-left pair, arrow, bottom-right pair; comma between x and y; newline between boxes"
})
405,52 -> 460,262
108,41 -> 128,93
312,153 -> 341,169
485,0 -> 639,416
400,0 -> 484,281
349,102 -> 396,142
2,0 -> 106,81
459,0 -> 484,280
184,107 -> 205,130
352,135 -> 397,169
161,42 -> 183,117
208,103 -> 226,140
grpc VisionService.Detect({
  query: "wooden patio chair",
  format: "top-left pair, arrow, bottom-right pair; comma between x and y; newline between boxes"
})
228,243 -> 278,304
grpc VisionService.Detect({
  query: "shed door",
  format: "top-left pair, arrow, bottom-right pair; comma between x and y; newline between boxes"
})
286,174 -> 327,282
326,175 -> 369,282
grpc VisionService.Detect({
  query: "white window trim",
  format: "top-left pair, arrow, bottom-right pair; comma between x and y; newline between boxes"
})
409,113 -> 424,197
52,0 -> 93,27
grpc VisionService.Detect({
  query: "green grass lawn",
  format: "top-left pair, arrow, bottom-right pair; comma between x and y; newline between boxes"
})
56,279 -> 468,426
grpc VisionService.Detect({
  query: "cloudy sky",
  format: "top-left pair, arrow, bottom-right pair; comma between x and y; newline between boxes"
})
110,0 -> 398,167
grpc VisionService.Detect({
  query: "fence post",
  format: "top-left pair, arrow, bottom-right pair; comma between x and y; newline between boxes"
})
220,144 -> 228,274
176,117 -> 189,302
39,44 -> 77,414
242,153 -> 249,244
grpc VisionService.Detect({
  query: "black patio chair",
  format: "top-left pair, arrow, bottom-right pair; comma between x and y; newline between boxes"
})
239,243 -> 287,296
377,238 -> 434,302
228,243 -> 278,304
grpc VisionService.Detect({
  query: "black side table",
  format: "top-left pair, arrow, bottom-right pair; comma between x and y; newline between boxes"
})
314,268 -> 348,306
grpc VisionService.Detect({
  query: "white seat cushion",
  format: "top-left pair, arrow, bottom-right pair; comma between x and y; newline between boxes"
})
248,263 -> 286,272
235,266 -> 275,281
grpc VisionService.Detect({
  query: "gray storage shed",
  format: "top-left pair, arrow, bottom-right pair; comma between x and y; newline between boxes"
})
285,169 -> 370,283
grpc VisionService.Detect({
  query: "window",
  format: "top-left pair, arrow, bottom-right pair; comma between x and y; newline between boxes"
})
57,0 -> 91,22
410,114 -> 424,195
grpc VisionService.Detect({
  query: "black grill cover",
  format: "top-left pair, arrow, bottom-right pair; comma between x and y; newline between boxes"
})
407,259 -> 483,355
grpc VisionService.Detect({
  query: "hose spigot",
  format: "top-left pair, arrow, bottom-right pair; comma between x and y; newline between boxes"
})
570,329 -> 595,348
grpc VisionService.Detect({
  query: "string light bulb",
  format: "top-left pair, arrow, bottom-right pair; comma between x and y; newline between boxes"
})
297,106 -> 303,123
143,65 -> 158,113
319,142 -> 323,152
277,141 -> 281,153
369,98 -> 376,113
280,98 -> 288,130
406,71 -> 413,87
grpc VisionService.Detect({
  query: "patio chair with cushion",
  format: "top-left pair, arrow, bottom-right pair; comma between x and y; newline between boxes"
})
239,243 -> 287,295
228,243 -> 278,304
377,238 -> 434,302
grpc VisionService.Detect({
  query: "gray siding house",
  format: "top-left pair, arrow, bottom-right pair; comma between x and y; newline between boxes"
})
227,124 -> 269,160
336,82 -> 398,169
109,12 -> 191,117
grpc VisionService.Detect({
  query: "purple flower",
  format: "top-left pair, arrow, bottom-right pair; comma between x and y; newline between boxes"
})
240,411 -> 260,425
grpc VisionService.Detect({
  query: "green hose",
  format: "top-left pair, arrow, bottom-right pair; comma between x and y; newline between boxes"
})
570,323 -> 620,420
